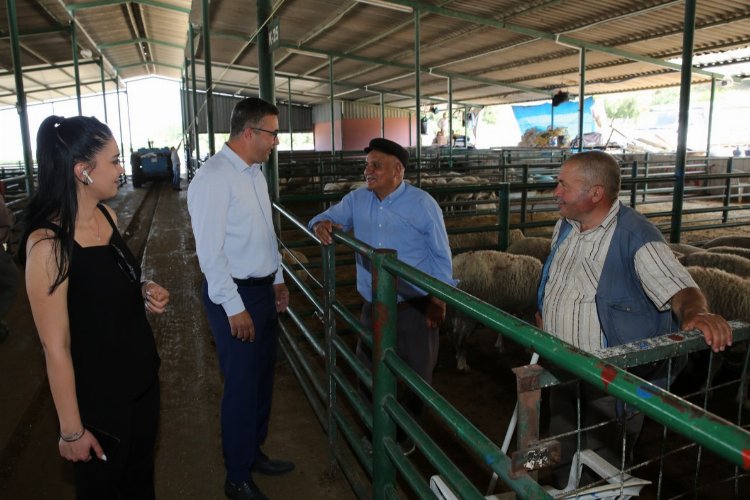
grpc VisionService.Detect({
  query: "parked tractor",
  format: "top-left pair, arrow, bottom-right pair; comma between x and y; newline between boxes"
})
130,145 -> 173,188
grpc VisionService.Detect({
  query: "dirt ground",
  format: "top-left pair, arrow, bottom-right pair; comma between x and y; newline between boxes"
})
2,184 -> 750,499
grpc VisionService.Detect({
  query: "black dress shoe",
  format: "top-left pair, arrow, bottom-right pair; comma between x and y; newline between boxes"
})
224,478 -> 268,500
252,451 -> 295,476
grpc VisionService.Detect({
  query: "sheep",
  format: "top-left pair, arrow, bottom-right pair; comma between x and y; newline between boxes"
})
703,236 -> 750,249
686,266 -> 750,322
449,251 -> 541,371
706,246 -> 750,261
687,266 -> 750,407
668,242 -> 706,256
505,236 -> 552,263
282,248 -> 310,283
678,252 -> 750,279
447,228 -> 524,253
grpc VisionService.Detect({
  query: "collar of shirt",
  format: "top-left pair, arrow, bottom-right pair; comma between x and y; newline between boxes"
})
220,143 -> 262,176
374,180 -> 406,204
567,199 -> 620,235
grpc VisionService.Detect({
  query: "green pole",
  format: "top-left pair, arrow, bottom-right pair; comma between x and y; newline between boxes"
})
99,59 -> 108,122
448,76 -> 453,167
578,49 -> 585,152
115,76 -> 125,157
71,20 -> 82,116
670,0 -> 697,243
189,23 -> 200,172
6,0 -> 34,195
414,8 -> 421,173
380,92 -> 385,138
288,77 -> 294,156
329,55 -> 335,160
201,0 -> 215,155
371,248 -> 399,499
706,77 -> 716,157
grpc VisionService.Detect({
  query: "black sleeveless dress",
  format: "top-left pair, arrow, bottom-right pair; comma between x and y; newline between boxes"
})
42,204 -> 160,405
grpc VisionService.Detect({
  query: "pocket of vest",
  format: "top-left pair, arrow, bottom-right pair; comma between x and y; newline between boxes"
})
607,299 -> 654,346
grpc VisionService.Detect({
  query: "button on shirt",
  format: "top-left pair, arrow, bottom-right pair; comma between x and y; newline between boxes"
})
542,201 -> 696,352
188,143 -> 283,316
308,182 -> 455,302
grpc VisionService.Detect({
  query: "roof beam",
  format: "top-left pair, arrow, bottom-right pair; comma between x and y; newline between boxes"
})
374,0 -> 719,78
116,61 -> 183,71
279,42 -> 548,96
97,37 -> 185,51
66,0 -> 190,15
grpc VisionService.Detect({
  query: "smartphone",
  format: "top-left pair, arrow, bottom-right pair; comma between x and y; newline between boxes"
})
86,425 -> 120,460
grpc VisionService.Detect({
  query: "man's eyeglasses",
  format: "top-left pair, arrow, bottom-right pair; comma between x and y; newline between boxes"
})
111,243 -> 140,283
251,127 -> 279,138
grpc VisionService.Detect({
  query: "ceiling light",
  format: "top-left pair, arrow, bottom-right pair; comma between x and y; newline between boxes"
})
356,0 -> 413,14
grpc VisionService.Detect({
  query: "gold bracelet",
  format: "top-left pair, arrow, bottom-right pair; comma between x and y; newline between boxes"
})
60,428 -> 85,442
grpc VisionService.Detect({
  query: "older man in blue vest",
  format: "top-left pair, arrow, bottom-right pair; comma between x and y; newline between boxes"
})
537,150 -> 731,487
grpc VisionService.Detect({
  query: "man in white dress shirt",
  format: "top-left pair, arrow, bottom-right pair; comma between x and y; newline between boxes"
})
188,97 -> 293,500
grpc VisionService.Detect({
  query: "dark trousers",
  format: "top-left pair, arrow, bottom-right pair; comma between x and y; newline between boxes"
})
202,280 -> 278,484
74,378 -> 160,500
358,298 -> 439,419
0,248 -> 19,321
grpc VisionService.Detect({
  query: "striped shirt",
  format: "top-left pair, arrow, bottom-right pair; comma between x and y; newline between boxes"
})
542,201 -> 697,352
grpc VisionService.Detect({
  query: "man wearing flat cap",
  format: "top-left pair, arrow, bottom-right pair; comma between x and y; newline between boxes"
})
309,138 -> 455,449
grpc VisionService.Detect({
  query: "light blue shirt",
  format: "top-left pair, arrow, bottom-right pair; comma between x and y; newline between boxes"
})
308,182 -> 455,302
188,143 -> 283,316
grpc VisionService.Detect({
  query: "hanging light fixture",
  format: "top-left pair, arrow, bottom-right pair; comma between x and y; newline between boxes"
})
552,90 -> 569,107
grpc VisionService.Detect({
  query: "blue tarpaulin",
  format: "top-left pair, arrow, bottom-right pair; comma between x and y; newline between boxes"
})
512,96 -> 595,135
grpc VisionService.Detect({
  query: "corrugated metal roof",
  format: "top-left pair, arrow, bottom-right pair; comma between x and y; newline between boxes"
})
1,0 -> 748,111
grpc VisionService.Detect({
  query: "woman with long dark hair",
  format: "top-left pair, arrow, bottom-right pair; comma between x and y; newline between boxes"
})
21,115 -> 169,499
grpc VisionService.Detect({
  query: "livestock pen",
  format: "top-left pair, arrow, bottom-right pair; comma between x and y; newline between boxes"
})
272,200 -> 750,499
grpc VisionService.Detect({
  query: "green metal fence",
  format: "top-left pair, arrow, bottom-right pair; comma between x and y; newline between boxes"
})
273,202 -> 750,499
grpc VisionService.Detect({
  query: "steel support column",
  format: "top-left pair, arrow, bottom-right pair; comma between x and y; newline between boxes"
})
288,77 -> 294,155
578,49 -> 585,152
448,76 -> 453,166
189,23 -> 200,170
670,0 -> 697,243
256,0 -> 278,209
71,20 -> 82,115
99,58 -> 108,122
201,0 -> 215,155
115,77 -> 125,156
6,0 -> 34,194
379,92 -> 385,137
706,77 -> 716,157
329,55 -> 335,159
414,8 -> 421,170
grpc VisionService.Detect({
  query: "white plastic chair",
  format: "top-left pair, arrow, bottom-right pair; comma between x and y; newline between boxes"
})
543,449 -> 651,499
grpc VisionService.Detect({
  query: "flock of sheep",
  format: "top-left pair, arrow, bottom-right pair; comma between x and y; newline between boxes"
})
448,232 -> 750,371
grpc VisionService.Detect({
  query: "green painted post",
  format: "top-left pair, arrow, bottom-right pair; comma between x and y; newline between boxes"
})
380,92 -> 385,138
371,249 -> 398,499
201,0 -> 215,155
256,0 -> 278,208
288,77 -> 294,156
189,23 -> 200,173
414,8 -> 421,175
6,0 -> 35,195
498,183 -> 510,250
329,56 -> 335,160
722,157 -> 734,224
322,242 -> 339,475
670,0 -> 697,244
630,160 -> 637,208
706,77 -> 715,157
448,76 -> 453,168
71,20 -> 82,115
577,49 -> 585,152
99,59 -> 108,122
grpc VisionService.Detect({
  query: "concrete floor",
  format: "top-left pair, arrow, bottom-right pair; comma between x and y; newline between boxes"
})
0,181 -> 355,499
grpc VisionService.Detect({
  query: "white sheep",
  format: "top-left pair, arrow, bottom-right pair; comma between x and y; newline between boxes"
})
505,236 -> 552,263
282,248 -> 310,283
448,228 -> 524,252
668,242 -> 706,256
703,236 -> 750,249
706,246 -> 750,261
449,251 -> 541,371
686,266 -> 750,322
678,252 -> 750,279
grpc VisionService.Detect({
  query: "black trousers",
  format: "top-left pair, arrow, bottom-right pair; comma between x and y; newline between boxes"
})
74,378 -> 160,500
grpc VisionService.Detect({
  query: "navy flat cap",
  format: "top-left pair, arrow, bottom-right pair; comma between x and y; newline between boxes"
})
364,138 -> 409,168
